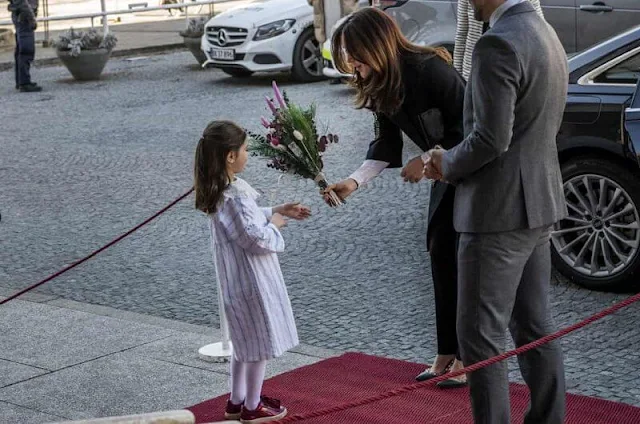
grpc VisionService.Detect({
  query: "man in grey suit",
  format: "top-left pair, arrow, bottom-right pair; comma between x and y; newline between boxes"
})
424,0 -> 568,423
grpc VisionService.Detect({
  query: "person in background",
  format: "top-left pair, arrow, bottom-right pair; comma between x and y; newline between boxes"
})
453,0 -> 544,80
309,0 -> 359,84
8,0 -> 42,92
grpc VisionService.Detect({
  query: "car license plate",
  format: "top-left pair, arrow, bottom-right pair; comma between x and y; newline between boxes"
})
210,48 -> 235,61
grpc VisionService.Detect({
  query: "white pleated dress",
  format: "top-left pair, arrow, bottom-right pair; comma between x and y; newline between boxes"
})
209,178 -> 299,362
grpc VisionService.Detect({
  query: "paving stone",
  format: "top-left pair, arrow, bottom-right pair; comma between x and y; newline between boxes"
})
0,352 -> 228,421
0,300 -> 174,370
0,400 -> 67,424
0,359 -> 49,388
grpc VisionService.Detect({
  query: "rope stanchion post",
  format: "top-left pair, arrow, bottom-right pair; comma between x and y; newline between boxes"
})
198,277 -> 233,363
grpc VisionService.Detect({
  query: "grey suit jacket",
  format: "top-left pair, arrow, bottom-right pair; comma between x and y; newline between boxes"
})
441,1 -> 568,233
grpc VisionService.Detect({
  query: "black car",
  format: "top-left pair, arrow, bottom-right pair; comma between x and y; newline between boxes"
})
553,25 -> 640,291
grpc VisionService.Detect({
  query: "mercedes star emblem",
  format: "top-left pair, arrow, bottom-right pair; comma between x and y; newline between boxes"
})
218,29 -> 228,46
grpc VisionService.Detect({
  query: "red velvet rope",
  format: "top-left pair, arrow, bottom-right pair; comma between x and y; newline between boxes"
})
279,290 -> 640,422
0,188 -> 194,306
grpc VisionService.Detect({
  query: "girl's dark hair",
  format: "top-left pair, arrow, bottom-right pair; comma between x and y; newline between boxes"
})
194,120 -> 247,214
332,7 -> 452,116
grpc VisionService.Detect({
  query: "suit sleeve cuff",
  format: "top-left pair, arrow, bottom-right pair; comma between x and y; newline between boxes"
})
441,150 -> 457,183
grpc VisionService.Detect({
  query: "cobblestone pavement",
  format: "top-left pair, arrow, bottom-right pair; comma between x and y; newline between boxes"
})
1,52 -> 639,407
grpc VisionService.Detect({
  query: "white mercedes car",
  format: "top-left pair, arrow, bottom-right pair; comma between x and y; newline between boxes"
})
200,0 -> 323,82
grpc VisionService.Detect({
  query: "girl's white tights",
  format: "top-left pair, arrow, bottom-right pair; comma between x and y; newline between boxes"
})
230,355 -> 268,411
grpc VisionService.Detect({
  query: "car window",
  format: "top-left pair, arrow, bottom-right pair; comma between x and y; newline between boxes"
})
594,52 -> 640,85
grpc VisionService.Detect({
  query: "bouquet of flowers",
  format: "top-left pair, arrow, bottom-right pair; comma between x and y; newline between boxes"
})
248,81 -> 343,206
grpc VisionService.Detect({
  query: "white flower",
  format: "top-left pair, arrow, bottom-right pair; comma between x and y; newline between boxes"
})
268,128 -> 276,134
293,130 -> 304,141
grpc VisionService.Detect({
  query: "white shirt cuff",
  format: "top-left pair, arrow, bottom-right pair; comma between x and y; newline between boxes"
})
349,160 -> 390,187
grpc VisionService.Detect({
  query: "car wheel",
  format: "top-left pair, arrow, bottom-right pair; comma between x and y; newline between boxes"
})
291,27 -> 325,83
551,157 -> 640,291
222,68 -> 254,78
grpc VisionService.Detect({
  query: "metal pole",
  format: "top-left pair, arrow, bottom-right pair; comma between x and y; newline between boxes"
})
0,1 -> 234,27
42,0 -> 50,47
185,3 -> 189,30
198,252 -> 233,363
198,285 -> 233,362
100,0 -> 108,35
218,278 -> 231,351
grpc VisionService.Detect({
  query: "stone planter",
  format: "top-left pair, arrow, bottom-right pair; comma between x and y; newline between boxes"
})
183,35 -> 207,65
56,48 -> 112,81
0,28 -> 15,51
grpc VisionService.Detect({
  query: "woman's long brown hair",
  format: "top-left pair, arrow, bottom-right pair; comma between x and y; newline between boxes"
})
332,7 -> 452,116
194,120 -> 246,214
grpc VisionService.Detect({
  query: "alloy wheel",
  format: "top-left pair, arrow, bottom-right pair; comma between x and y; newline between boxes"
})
301,39 -> 323,77
552,174 -> 640,278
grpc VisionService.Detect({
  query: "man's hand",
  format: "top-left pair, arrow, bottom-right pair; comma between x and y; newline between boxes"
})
423,148 -> 445,181
322,178 -> 358,206
401,156 -> 425,183
275,203 -> 311,220
270,213 -> 287,229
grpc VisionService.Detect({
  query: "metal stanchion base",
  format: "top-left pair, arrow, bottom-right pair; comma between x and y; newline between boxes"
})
198,341 -> 233,363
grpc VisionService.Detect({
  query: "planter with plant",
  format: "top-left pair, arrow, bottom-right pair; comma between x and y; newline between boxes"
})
180,17 -> 209,65
52,28 -> 117,81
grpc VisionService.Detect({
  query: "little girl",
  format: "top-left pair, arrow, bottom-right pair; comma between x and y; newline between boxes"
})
194,120 -> 311,423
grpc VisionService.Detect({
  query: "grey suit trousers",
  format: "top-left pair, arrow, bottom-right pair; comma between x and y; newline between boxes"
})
457,226 -> 566,424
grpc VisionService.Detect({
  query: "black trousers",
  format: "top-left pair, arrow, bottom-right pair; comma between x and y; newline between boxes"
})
427,184 -> 460,360
12,12 -> 35,87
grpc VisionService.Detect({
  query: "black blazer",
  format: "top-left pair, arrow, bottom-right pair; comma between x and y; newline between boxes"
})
365,52 -> 466,238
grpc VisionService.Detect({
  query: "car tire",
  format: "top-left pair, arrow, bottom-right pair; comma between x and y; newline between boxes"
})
222,68 -> 254,78
551,156 -> 640,292
291,27 -> 325,83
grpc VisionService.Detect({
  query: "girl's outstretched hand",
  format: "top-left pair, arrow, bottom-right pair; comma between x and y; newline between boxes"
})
276,203 -> 312,220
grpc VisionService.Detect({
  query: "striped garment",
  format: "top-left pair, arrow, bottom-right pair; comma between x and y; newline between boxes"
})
453,0 -> 544,81
209,178 -> 299,362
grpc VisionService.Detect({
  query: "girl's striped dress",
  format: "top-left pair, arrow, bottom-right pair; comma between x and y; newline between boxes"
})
209,178 -> 299,362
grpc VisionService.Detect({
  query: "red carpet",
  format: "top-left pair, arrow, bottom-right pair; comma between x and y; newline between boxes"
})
187,353 -> 640,423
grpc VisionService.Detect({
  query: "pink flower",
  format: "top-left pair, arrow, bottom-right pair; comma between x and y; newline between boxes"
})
272,81 -> 286,109
265,96 -> 278,115
260,116 -> 270,128
270,136 -> 280,147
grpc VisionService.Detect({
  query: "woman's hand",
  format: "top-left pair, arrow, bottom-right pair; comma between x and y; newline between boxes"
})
275,203 -> 312,220
401,156 -> 425,183
321,179 -> 358,206
270,213 -> 287,229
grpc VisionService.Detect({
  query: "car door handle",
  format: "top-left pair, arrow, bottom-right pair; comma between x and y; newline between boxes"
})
580,4 -> 613,13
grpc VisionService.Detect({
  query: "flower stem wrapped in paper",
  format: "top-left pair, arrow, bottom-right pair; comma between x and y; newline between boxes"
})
248,81 -> 343,206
